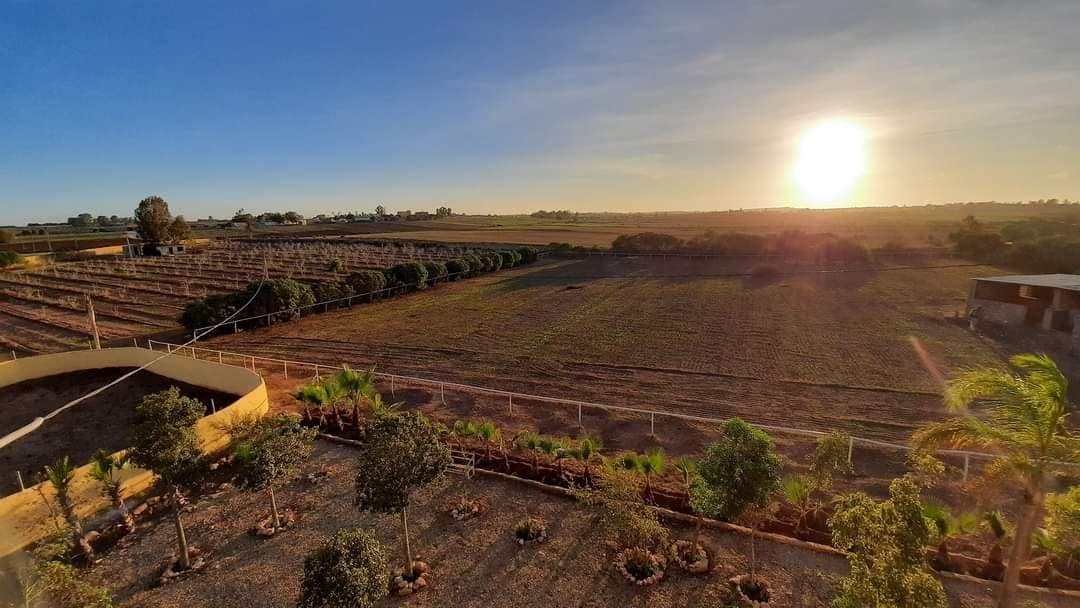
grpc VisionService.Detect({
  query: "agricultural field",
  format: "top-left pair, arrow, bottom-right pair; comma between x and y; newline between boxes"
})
0,240 -> 493,355
202,255 -> 1009,446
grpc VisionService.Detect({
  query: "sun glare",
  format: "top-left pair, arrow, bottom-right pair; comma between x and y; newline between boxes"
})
793,119 -> 866,204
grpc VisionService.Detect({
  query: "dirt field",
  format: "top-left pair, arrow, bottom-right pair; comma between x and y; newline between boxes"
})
0,368 -> 237,497
83,442 -> 1068,608
203,256 -> 1008,442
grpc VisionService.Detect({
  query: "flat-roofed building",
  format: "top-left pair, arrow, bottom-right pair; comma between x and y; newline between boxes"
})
967,274 -> 1080,340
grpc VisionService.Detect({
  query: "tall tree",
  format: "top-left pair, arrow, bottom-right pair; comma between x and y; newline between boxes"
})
354,412 -> 449,576
167,215 -> 192,243
914,354 -> 1079,608
231,414 -> 317,532
134,196 -> 173,243
127,387 -> 205,570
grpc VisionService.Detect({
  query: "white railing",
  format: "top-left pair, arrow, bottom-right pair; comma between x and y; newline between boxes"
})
145,339 -> 1017,481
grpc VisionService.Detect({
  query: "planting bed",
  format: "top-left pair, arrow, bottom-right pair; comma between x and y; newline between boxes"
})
0,368 -> 237,496
80,442 -> 1072,607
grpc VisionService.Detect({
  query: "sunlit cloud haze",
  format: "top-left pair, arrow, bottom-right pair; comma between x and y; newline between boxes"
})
2,1 -> 1078,223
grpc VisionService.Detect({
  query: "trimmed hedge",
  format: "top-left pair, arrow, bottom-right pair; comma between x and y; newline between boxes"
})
347,270 -> 388,296
388,261 -> 429,290
516,247 -> 538,264
422,260 -> 448,284
484,251 -> 503,271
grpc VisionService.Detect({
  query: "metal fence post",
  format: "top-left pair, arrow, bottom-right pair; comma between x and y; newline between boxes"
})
284,360 -> 289,378
314,364 -> 321,379
250,356 -> 256,371
963,454 -> 970,482
233,322 -> 238,334
167,343 -> 173,354
650,412 -> 655,436
847,436 -> 854,464
16,470 -> 25,491
210,398 -> 217,414
391,376 -> 395,398
508,393 -> 513,415
218,351 -> 223,364
577,403 -> 582,426
440,383 -> 445,405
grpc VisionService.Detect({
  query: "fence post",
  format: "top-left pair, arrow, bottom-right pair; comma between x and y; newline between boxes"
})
440,383 -> 445,405
10,350 -> 15,360
847,436 -> 854,464
650,412 -> 655,436
167,343 -> 173,354
218,351 -> 223,364
233,322 -> 238,334
508,393 -> 513,415
577,403 -> 582,426
16,470 -> 24,491
283,360 -> 289,378
190,346 -> 197,359
391,376 -> 395,398
132,338 -> 137,347
210,398 -> 217,414
148,341 -> 154,352
314,364 -> 321,379
963,454 -> 970,482
250,356 -> 256,371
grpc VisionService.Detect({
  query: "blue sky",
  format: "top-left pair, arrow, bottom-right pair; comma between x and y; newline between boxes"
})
2,1 -> 1079,224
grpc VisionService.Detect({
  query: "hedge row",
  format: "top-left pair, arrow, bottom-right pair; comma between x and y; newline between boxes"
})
181,246 -> 538,333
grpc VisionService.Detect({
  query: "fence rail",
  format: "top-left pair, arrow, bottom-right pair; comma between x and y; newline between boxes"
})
144,339 -> 1029,481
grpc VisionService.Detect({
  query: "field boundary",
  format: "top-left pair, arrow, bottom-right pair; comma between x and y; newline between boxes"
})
145,339 -> 1024,480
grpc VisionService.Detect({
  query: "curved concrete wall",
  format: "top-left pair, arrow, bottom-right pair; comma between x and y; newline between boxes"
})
0,347 -> 269,558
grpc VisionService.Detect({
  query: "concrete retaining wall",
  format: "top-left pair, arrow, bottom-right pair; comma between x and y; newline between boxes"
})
0,347 -> 269,558
969,298 -> 1028,325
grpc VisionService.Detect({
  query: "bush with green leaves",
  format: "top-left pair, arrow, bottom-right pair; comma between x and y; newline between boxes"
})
312,281 -> 354,304
327,258 -> 346,274
1045,486 -> 1080,559
0,250 -> 24,267
388,262 -> 429,291
422,260 -> 448,284
483,251 -> 503,271
810,431 -> 853,484
127,387 -> 206,570
180,292 -> 241,332
516,247 -> 538,264
691,418 -> 782,522
464,253 -> 485,274
31,560 -> 113,608
231,414 -> 317,530
574,468 -> 668,551
247,278 -> 316,317
445,258 -> 470,279
498,250 -> 517,268
347,270 -> 388,296
298,528 -> 388,608
829,476 -> 946,608
355,412 -> 450,573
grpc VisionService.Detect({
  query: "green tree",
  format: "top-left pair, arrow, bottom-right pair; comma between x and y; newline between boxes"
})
335,366 -> 378,438
829,476 -> 946,608
570,437 -> 603,486
690,418 -> 782,582
1045,486 -> 1080,561
89,450 -> 135,534
574,468 -> 668,551
354,412 -> 450,575
388,262 -> 428,291
231,414 -> 317,531
347,270 -> 388,298
327,258 -> 346,274
913,354 -> 1079,608
298,528 -> 388,608
445,258 -> 470,279
134,195 -> 173,243
42,456 -> 94,560
374,205 -> 386,217
515,431 -> 544,475
810,430 -> 854,486
127,387 -> 205,570
167,215 -> 191,243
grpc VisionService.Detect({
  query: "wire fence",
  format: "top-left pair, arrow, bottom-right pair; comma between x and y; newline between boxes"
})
145,339 -> 1017,482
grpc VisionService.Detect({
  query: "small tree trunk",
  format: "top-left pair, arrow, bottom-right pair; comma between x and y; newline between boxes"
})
112,486 -> 135,534
269,485 -> 281,530
999,486 -> 1046,608
400,507 -> 413,577
749,524 -> 758,584
352,402 -> 363,438
693,515 -> 703,546
173,489 -> 191,570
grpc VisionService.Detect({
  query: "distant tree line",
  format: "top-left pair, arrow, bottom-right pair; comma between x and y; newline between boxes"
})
949,215 -> 1080,273
610,230 -> 872,265
531,210 -> 580,221
180,246 -> 538,333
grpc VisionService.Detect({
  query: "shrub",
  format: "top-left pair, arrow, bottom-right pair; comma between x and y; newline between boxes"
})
691,418 -> 782,522
347,270 -> 388,296
516,247 -> 538,263
180,293 -> 242,333
422,260 -> 448,284
612,232 -> 684,253
34,560 -> 113,608
298,528 -> 388,608
244,278 -> 316,317
327,258 -> 346,274
0,250 -> 23,266
484,251 -> 503,271
575,468 -> 668,550
810,431 -> 854,484
498,250 -> 517,268
1045,486 -> 1080,558
388,262 -> 429,290
312,281 -> 354,303
445,258 -> 470,279
829,476 -> 946,608
465,253 -> 486,273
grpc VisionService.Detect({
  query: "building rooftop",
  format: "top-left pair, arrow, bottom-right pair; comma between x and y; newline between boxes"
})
974,274 -> 1080,291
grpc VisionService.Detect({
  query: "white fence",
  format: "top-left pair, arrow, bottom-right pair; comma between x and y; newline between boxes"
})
145,339 -> 1012,481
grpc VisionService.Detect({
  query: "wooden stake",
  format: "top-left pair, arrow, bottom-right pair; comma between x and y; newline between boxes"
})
84,294 -> 101,350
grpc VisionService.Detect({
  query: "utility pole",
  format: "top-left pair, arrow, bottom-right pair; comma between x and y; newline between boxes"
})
84,294 -> 101,350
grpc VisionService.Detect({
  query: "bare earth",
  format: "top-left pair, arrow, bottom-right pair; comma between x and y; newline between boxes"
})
89,442 -> 1069,608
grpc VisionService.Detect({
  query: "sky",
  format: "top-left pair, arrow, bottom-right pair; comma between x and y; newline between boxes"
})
2,0 -> 1079,224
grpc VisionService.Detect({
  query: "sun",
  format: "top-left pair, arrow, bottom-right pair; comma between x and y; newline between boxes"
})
793,119 -> 866,204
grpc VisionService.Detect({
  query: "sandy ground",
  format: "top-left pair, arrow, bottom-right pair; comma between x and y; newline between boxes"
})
85,442 -> 1071,608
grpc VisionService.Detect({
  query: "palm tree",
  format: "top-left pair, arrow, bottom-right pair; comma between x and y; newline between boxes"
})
571,437 -> 603,486
293,384 -> 329,426
476,420 -> 502,462
320,378 -> 347,432
336,366 -> 377,437
89,450 -> 135,534
637,450 -> 665,500
913,354 -> 1079,608
515,432 -> 543,476
44,456 -> 93,560
782,475 -> 813,534
673,458 -> 696,496
537,436 -> 565,477
368,393 -> 401,418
